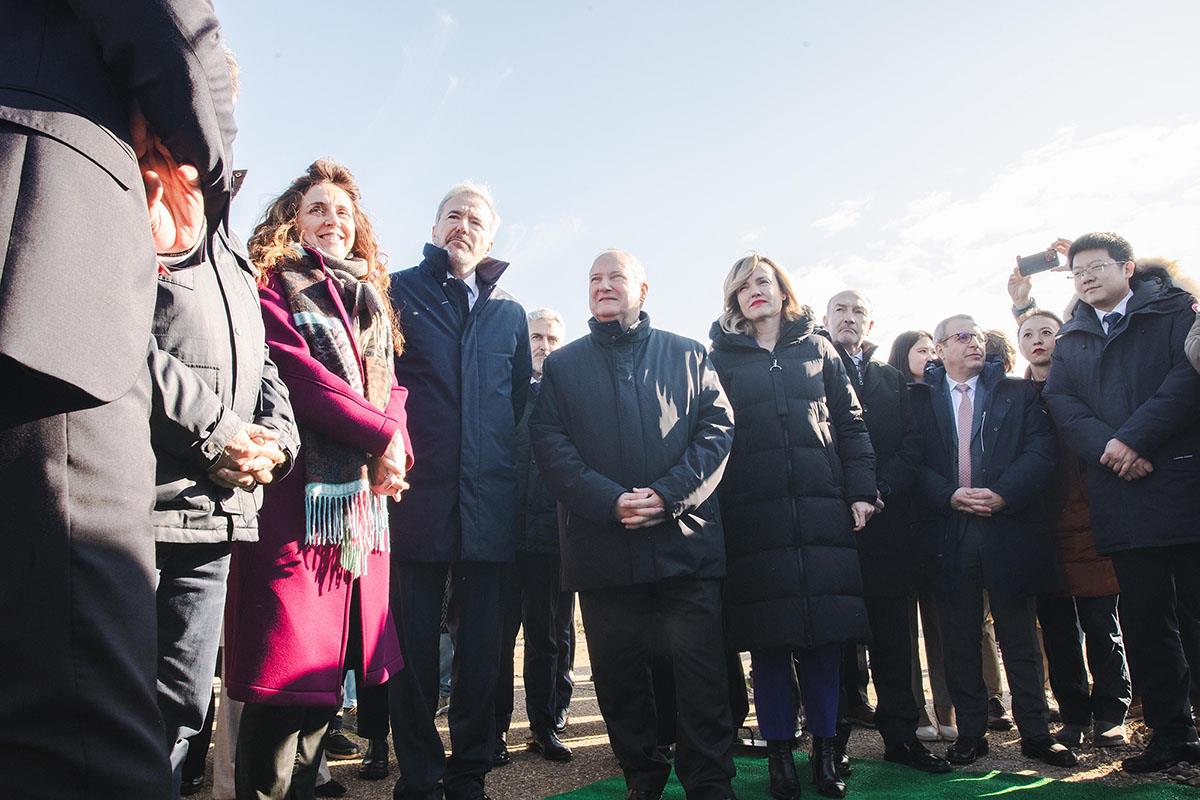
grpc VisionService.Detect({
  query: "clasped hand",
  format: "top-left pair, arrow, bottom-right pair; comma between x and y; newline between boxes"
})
616,488 -> 666,530
369,428 -> 410,499
209,424 -> 286,490
1100,438 -> 1153,481
950,487 -> 1007,516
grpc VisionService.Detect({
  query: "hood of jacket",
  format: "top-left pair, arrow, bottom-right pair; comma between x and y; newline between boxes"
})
709,314 -> 816,352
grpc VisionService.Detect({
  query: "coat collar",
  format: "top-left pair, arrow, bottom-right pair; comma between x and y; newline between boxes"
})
418,242 -> 511,287
1058,280 -> 1184,339
709,314 -> 816,352
589,310 -> 652,345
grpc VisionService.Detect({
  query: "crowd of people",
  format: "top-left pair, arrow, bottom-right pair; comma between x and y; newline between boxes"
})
4,5 -> 1200,800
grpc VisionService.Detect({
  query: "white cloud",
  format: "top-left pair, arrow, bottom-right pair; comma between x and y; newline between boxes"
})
794,116 -> 1200,363
812,198 -> 871,236
504,216 -> 588,269
740,226 -> 766,244
438,11 -> 455,27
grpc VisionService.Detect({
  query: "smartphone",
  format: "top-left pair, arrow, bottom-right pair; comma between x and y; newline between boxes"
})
1016,248 -> 1061,276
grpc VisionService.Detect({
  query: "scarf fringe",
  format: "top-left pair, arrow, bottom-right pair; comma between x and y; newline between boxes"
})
304,481 -> 390,578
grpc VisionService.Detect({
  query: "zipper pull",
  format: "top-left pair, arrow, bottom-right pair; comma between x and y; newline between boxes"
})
769,357 -> 782,371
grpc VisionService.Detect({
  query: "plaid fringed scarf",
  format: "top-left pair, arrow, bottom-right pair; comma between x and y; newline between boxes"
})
277,244 -> 394,578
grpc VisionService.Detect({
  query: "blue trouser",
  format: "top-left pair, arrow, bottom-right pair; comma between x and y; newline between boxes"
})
751,644 -> 842,739
156,541 -> 232,798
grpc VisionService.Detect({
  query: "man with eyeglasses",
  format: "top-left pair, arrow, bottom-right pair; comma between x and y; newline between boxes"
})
911,314 -> 1073,768
1044,231 -> 1200,773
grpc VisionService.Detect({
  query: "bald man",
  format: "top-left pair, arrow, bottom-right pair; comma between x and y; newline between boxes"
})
824,291 -> 951,774
531,250 -> 737,800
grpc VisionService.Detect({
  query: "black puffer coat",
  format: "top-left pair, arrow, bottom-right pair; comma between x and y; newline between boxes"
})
709,316 -> 876,652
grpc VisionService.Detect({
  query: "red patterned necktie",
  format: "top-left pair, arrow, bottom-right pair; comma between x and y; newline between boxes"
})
955,383 -> 972,488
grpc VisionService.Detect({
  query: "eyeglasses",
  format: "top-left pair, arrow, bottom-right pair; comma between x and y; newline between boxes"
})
938,331 -> 984,346
1067,261 -> 1124,281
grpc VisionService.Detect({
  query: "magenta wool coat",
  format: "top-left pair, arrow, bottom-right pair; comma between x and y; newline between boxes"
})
224,273 -> 410,706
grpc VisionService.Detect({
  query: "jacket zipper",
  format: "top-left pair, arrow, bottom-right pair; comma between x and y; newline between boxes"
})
767,348 -> 813,647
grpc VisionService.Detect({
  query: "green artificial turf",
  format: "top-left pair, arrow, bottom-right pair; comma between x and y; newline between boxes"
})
550,754 -> 1199,799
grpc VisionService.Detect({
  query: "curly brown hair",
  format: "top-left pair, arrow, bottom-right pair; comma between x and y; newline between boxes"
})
248,159 -> 403,353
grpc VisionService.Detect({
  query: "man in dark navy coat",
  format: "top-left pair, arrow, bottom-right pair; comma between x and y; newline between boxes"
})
0,2 -> 235,796
388,183 -> 532,800
912,314 -> 1075,769
1045,231 -> 1200,773
825,290 -> 951,775
531,250 -> 736,800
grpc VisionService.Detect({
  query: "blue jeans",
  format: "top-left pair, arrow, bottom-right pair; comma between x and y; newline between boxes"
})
156,541 -> 231,797
751,644 -> 841,739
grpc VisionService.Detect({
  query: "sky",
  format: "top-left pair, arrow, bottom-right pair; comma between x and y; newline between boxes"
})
217,1 -> 1200,364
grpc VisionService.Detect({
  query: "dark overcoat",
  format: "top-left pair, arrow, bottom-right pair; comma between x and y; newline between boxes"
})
388,244 -> 532,563
832,341 -> 926,598
149,228 -> 299,542
709,318 -> 876,652
913,362 -> 1059,599
515,382 -> 559,554
1043,283 -> 1200,554
530,313 -> 733,592
0,0 -> 235,407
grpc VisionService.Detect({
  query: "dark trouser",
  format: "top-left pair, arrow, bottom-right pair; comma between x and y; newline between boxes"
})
236,703 -> 333,800
1110,545 -> 1200,741
864,595 -> 923,745
1036,594 -> 1131,727
157,540 -> 232,795
390,561 -> 503,798
340,585 -> 390,741
752,645 -> 841,739
579,578 -> 735,800
496,552 -> 571,735
557,588 -> 577,716
936,517 -> 1050,740
839,643 -> 871,711
182,687 -> 217,783
0,364 -> 171,799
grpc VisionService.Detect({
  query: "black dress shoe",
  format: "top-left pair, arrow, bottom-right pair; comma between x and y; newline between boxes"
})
492,732 -> 511,767
361,737 -> 391,779
765,739 -> 800,800
323,728 -> 361,759
810,736 -> 846,798
392,779 -> 444,800
883,739 -> 953,773
529,728 -> 573,761
946,735 -> 988,765
987,697 -> 1014,731
315,778 -> 348,797
626,790 -> 663,800
1054,724 -> 1087,748
1021,735 -> 1078,768
179,776 -> 205,796
1122,736 -> 1200,773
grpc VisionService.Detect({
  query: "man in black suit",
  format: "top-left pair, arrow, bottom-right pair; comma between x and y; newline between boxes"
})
912,314 -> 1075,769
825,290 -> 951,775
0,2 -> 235,796
1045,232 -> 1200,773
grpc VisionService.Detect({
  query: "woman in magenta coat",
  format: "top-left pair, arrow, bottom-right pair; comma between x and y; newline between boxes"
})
224,159 -> 411,800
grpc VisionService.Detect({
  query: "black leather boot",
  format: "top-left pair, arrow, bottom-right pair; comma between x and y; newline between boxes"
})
834,720 -> 853,777
765,739 -> 800,800
811,737 -> 847,798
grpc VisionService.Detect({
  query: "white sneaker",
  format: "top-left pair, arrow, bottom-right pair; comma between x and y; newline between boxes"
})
916,724 -> 940,742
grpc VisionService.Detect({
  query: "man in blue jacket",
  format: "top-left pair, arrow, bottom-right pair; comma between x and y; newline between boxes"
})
388,184 -> 532,800
912,314 -> 1074,769
1045,231 -> 1200,773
